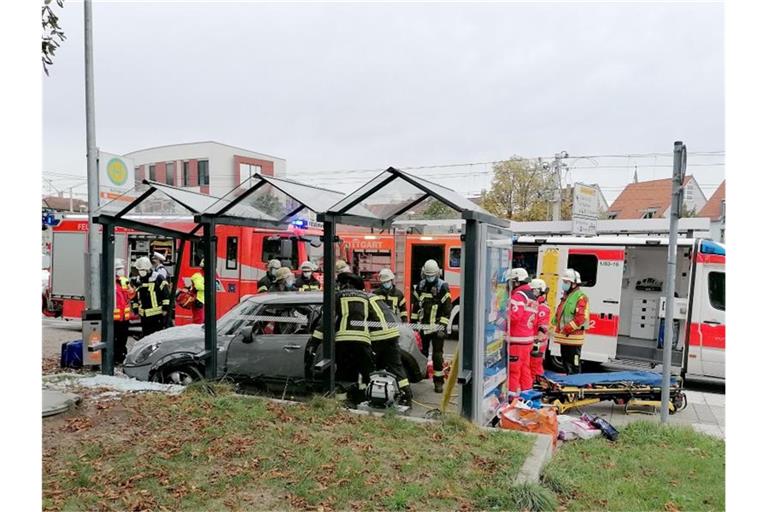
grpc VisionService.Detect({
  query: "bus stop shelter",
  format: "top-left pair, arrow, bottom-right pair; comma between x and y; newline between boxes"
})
319,166 -> 510,422
94,175 -> 346,378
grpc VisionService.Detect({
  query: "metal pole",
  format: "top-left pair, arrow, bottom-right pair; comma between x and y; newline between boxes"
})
460,218 -> 478,420
99,222 -> 115,375
203,222 -> 218,379
661,141 -> 686,423
84,0 -> 100,308
322,220 -> 337,394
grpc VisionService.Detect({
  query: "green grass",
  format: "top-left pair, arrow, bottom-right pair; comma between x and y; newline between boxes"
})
43,388 -> 534,511
541,421 -> 725,511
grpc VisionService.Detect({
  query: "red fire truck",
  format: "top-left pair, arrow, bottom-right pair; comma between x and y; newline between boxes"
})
43,215 -> 325,325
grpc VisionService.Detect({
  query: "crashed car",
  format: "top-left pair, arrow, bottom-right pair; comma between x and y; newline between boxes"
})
123,292 -> 427,390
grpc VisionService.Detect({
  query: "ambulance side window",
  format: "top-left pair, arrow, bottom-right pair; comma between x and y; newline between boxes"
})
567,254 -> 598,287
189,240 -> 205,267
449,248 -> 461,268
708,271 -> 725,311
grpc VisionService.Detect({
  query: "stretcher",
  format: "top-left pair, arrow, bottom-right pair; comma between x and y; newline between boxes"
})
535,370 -> 688,415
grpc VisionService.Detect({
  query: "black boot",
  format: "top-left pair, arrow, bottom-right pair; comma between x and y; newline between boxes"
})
434,380 -> 444,394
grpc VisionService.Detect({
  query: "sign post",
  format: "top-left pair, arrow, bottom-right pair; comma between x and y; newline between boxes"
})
571,183 -> 599,236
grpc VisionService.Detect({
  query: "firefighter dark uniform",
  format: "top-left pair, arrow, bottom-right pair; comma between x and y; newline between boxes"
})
411,277 -> 452,390
368,295 -> 413,404
295,274 -> 321,292
311,273 -> 375,403
135,274 -> 170,337
257,274 -> 276,293
372,284 -> 407,322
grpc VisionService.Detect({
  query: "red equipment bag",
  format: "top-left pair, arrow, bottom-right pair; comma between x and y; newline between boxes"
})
176,289 -> 196,309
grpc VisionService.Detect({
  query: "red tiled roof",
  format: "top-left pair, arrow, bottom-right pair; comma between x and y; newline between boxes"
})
698,181 -> 725,219
42,196 -> 88,212
607,176 -> 694,219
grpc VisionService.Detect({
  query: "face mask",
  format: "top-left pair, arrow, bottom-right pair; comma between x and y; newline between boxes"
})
138,270 -> 148,277
382,281 -> 392,290
426,275 -> 437,283
270,268 -> 278,277
115,269 -> 125,277
561,281 -> 571,292
303,271 -> 312,279
286,278 -> 295,288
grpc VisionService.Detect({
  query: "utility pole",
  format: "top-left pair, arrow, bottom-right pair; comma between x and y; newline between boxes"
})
84,0 -> 100,308
660,141 -> 686,424
551,151 -> 568,221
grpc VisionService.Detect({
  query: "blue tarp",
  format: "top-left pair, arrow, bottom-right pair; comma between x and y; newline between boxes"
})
543,370 -> 679,387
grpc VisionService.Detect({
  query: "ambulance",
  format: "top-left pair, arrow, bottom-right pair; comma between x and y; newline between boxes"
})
43,215 -> 325,324
512,236 -> 725,381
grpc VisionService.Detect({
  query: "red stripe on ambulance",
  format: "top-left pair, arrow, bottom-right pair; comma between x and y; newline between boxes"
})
568,248 -> 625,261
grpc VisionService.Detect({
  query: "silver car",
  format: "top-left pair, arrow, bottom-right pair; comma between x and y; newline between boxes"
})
123,292 -> 427,390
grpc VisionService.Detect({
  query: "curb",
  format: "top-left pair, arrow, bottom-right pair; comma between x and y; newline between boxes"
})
514,433 -> 554,484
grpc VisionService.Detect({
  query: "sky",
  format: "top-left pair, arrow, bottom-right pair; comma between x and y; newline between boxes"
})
42,1 -> 725,203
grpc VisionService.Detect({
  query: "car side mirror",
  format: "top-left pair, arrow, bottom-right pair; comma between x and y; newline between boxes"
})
240,326 -> 253,344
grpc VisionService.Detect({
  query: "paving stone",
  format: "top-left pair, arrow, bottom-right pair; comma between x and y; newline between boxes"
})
692,403 -> 718,424
691,423 -> 725,439
704,393 -> 725,407
684,391 -> 707,405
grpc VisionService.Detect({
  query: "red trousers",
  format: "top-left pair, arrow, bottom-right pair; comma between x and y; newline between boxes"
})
192,303 -> 204,324
529,340 -> 548,381
508,343 -> 533,393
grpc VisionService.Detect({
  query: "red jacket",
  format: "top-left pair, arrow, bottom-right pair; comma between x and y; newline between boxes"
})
535,298 -> 551,342
508,284 -> 537,344
114,276 -> 134,321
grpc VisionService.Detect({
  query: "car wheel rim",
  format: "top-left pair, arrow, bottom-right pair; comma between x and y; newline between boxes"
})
169,370 -> 194,385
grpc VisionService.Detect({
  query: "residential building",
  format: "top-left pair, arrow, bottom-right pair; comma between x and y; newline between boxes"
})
698,180 -> 725,242
606,176 -> 706,220
42,194 -> 88,213
124,141 -> 287,198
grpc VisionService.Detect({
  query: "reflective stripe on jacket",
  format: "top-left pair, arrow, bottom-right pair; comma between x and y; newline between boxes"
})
508,284 -> 537,345
411,279 -> 452,333
257,274 -> 275,293
136,276 -> 170,318
553,288 -> 589,346
372,285 -> 407,321
295,275 -> 321,292
367,295 -> 400,342
311,289 -> 371,345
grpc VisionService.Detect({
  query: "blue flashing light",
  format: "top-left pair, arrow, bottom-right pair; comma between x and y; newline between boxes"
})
291,219 -> 309,229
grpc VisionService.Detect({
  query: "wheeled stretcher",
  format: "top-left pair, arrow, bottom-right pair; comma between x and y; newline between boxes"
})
535,370 -> 688,415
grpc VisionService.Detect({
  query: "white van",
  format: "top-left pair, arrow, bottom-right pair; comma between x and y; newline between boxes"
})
512,236 -> 725,381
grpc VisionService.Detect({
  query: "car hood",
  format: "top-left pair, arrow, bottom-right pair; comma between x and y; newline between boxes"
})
125,324 -> 229,366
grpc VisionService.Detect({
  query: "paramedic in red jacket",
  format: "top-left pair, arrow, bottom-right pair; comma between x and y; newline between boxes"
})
113,259 -> 135,364
506,268 -> 538,393
529,278 -> 551,380
553,269 -> 590,374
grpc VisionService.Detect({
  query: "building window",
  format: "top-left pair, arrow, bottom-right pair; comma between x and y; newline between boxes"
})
708,271 -> 725,311
566,254 -> 598,287
182,161 -> 190,187
641,209 -> 656,219
166,162 -> 175,186
198,160 -> 209,186
226,236 -> 239,270
188,240 -> 205,267
239,163 -> 262,187
607,212 -> 617,220
148,164 -> 156,182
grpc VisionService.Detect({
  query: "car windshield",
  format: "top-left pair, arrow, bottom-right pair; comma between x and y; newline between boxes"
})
216,299 -> 262,335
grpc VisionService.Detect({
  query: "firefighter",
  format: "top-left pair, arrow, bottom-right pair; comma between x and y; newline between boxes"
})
553,269 -> 590,375
311,271 -> 375,405
373,268 -> 407,322
506,268 -> 537,393
133,256 -> 170,337
295,261 -> 321,291
335,259 -> 351,275
411,259 -> 452,393
529,278 -> 551,380
257,259 -> 282,293
368,294 -> 413,406
269,267 -> 297,292
188,258 -> 205,324
150,251 -> 169,281
113,259 -> 134,364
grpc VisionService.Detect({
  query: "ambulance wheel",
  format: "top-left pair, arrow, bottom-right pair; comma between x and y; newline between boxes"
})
152,363 -> 204,385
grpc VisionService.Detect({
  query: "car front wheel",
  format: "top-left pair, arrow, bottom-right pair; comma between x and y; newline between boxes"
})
152,363 -> 204,385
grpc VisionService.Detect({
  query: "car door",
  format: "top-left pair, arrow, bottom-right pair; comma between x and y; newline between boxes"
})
225,304 -> 313,381
688,240 -> 726,379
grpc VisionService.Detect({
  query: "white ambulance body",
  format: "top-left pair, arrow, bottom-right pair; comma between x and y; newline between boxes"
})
512,236 -> 725,381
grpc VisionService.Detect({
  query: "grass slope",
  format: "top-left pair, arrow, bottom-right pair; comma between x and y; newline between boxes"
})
43,385 -> 533,511
541,421 -> 725,511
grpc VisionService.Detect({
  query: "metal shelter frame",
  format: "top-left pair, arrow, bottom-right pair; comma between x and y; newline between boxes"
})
94,175 -> 346,379
319,166 -> 508,419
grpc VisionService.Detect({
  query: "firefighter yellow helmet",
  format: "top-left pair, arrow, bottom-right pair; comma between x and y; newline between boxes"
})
335,260 -> 350,273
134,256 -> 152,272
300,260 -> 314,272
275,267 -> 293,282
268,259 -> 281,270
422,259 -> 440,277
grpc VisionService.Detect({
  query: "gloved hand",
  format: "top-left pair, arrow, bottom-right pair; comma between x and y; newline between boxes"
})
162,304 -> 170,313
436,328 -> 446,340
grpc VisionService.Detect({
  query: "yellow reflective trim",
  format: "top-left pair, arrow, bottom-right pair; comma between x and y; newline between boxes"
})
433,370 -> 444,377
398,379 -> 410,388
